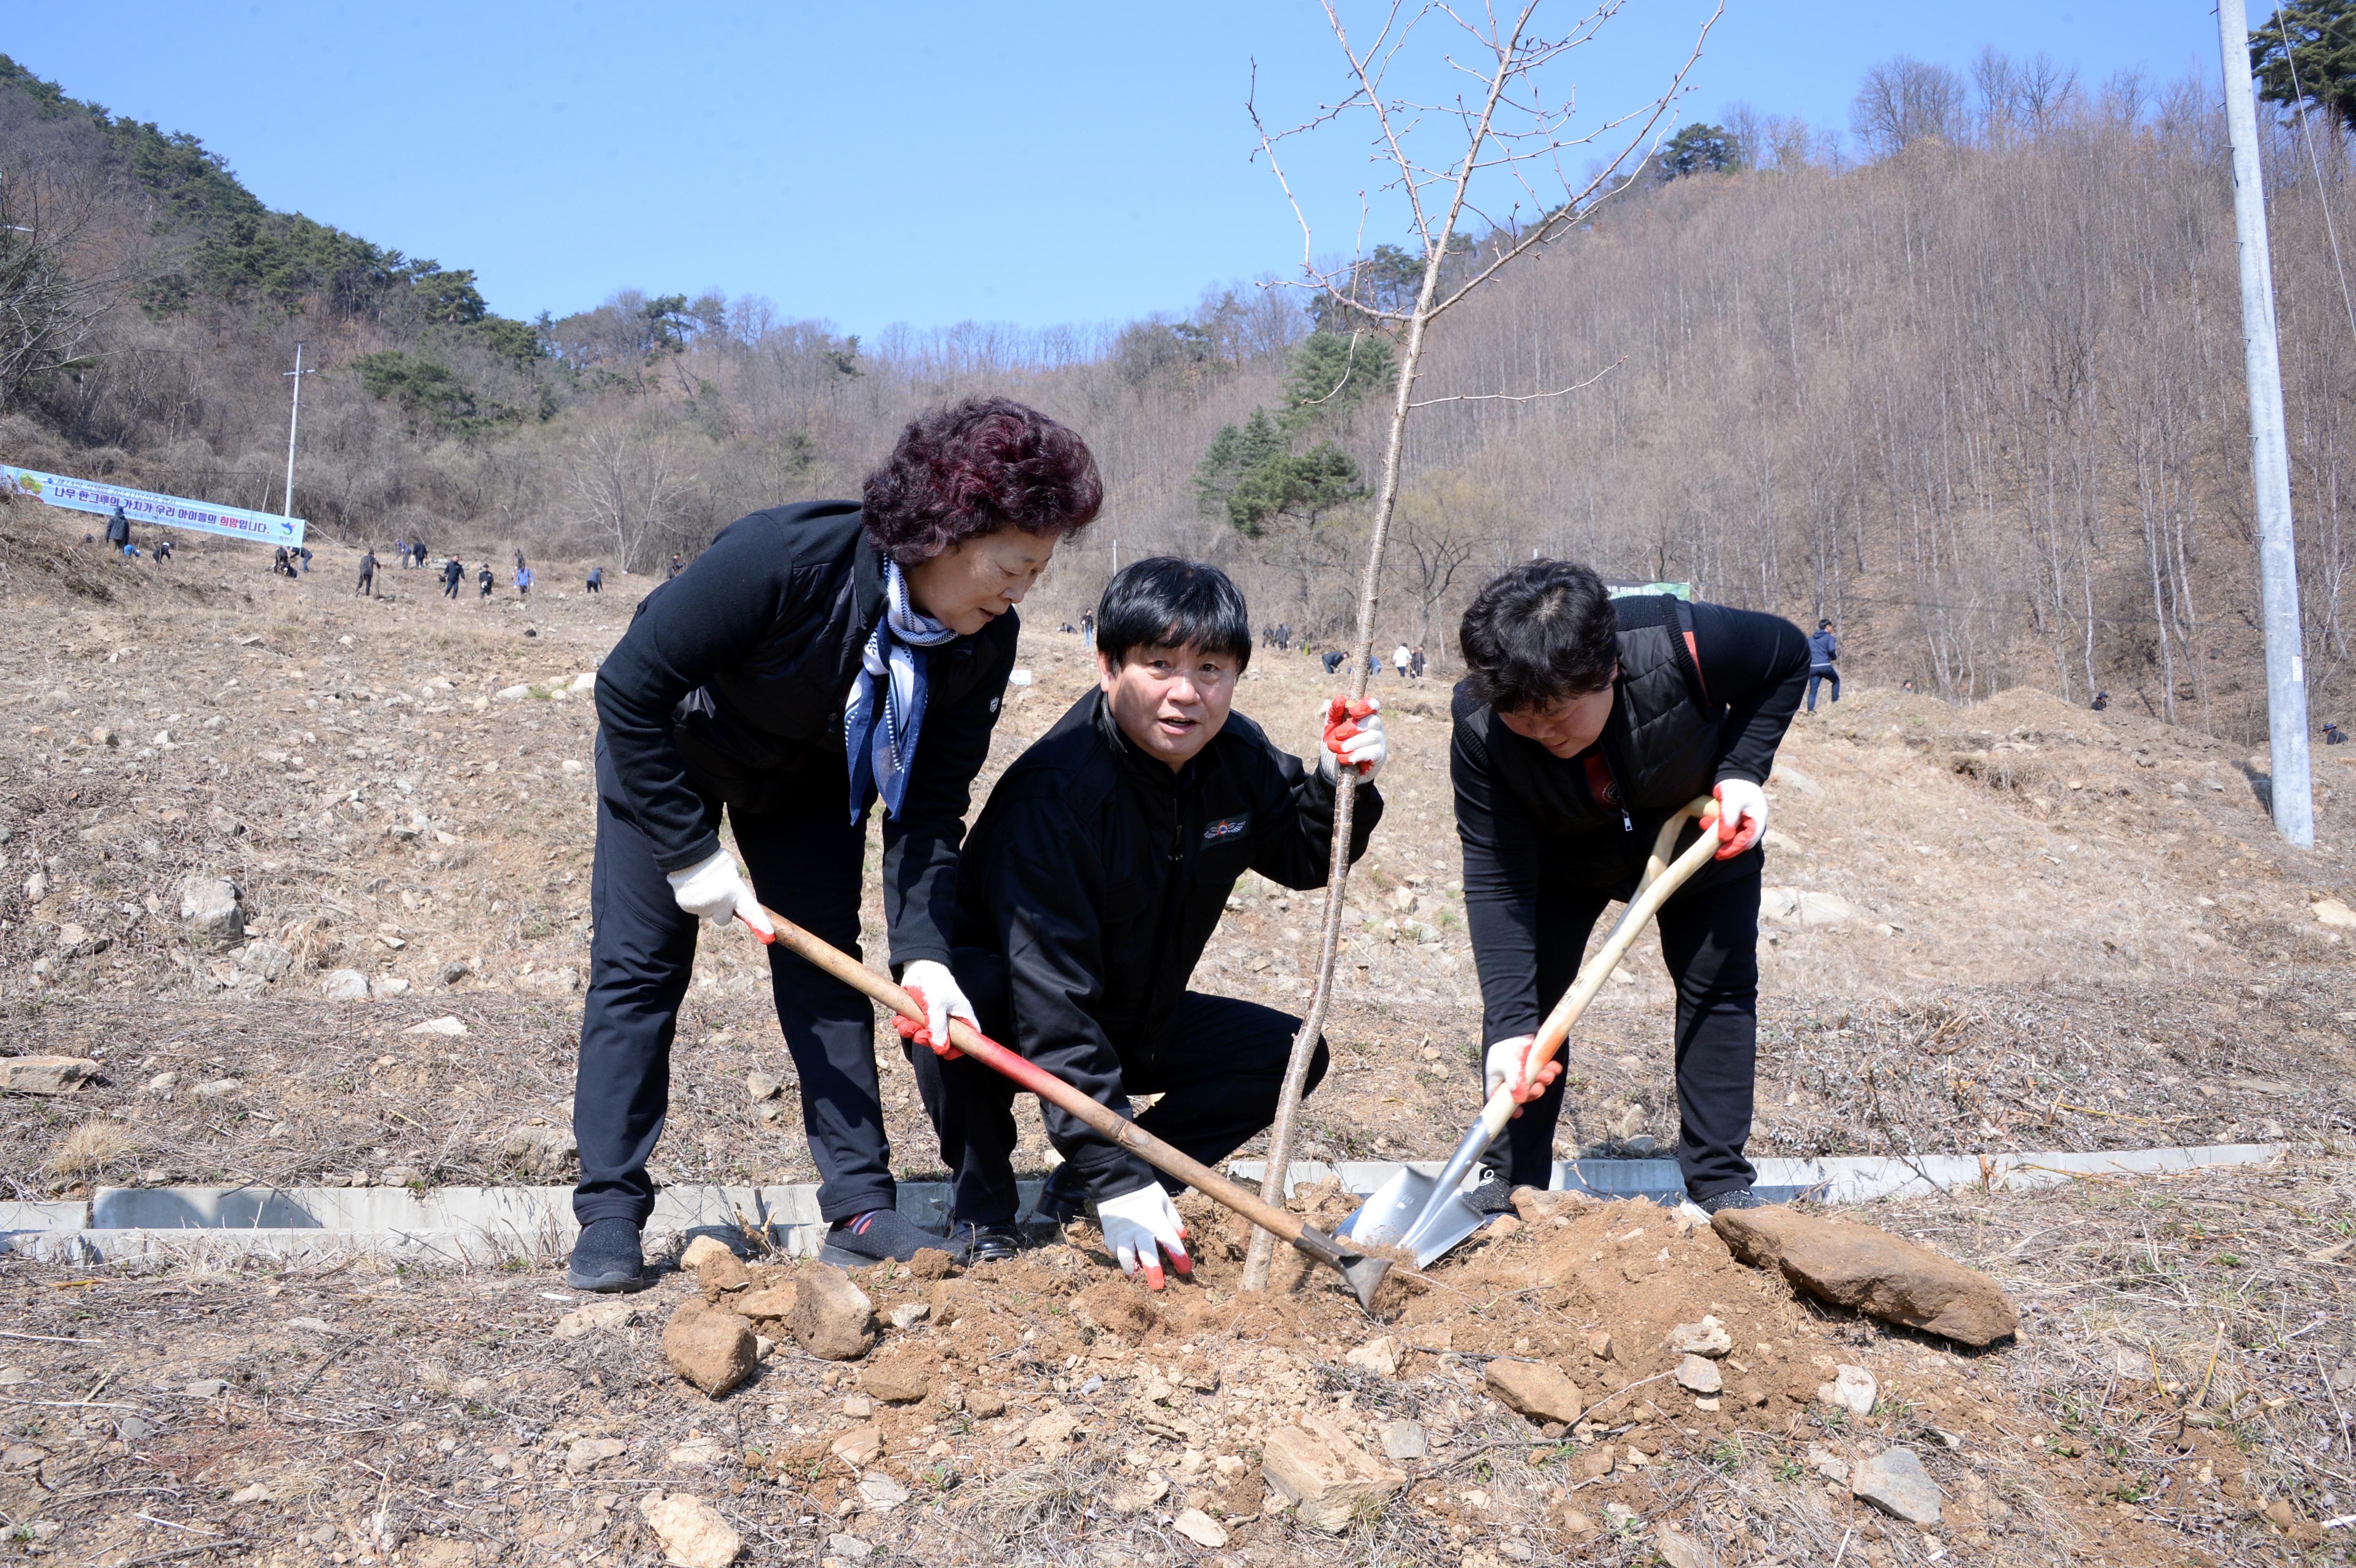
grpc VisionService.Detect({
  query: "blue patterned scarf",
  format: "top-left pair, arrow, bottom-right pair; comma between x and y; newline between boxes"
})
844,561 -> 958,820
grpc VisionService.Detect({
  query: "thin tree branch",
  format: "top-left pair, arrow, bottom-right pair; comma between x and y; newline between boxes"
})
1407,353 -> 1625,407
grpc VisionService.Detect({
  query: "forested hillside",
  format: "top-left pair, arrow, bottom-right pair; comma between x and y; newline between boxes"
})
6,46 -> 2356,740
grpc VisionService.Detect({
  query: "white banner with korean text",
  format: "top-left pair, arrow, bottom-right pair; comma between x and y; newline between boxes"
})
2,464 -> 305,547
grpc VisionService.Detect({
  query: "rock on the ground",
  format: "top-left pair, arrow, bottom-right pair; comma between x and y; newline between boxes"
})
1818,1364 -> 1878,1416
2314,897 -> 2356,929
1344,1335 -> 1401,1377
637,1491 -> 742,1567
858,1349 -> 932,1405
0,1056 -> 97,1096
1484,1359 -> 1585,1424
668,1432 -> 731,1469
697,1252 -> 752,1301
789,1263 -> 876,1361
556,1300 -> 638,1340
678,1236 -> 737,1272
1712,1206 -> 2020,1346
238,940 -> 294,981
735,1283 -> 799,1325
1674,1354 -> 1723,1394
566,1437 -> 626,1474
1656,1525 -> 1718,1568
500,1126 -> 577,1176
1106,1473 -> 1168,1514
322,968 -> 370,1002
179,877 -> 244,948
857,1471 -> 909,1511
1378,1419 -> 1428,1461
1669,1316 -> 1733,1357
886,1300 -> 929,1329
1510,1187 -> 1596,1224
1173,1508 -> 1229,1547
1805,1443 -> 1850,1482
829,1425 -> 882,1465
746,1070 -> 781,1101
966,1389 -> 1007,1419
1851,1446 -> 1943,1524
405,1015 -> 468,1036
1261,1413 -> 1409,1531
663,1303 -> 757,1397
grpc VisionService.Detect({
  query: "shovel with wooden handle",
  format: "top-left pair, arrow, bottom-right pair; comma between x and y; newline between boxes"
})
1340,797 -> 1723,1273
738,904 -> 1393,1311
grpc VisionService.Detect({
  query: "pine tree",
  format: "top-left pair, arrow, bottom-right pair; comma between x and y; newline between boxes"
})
2252,0 -> 2356,134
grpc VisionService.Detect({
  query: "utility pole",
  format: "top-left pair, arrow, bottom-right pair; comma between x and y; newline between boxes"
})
282,342 -> 317,519
2219,0 -> 2315,849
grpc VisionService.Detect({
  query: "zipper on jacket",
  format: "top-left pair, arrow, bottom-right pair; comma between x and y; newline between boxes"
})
1600,746 -> 1632,831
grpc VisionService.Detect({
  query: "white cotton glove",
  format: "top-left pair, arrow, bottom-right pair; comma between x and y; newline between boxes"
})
665,849 -> 772,936
1482,1033 -> 1560,1117
1096,1181 -> 1192,1290
1713,778 -> 1768,860
896,959 -> 979,1057
1317,696 -> 1387,784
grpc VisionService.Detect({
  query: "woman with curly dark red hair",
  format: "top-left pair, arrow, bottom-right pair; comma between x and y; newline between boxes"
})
567,397 -> 1102,1290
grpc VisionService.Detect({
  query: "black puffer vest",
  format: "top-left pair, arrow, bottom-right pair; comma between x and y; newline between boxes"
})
1452,594 -> 1728,837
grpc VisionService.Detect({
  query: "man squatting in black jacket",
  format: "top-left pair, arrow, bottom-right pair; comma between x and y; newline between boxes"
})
566,399 -> 1102,1291
892,559 -> 1387,1286
1452,561 -> 1808,1214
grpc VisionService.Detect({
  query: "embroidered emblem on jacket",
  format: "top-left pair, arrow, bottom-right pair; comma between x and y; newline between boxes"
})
1202,814 -> 1251,845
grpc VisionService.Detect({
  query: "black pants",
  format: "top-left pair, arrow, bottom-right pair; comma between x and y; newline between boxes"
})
571,742 -> 893,1229
444,577 -> 460,599
1806,668 -> 1839,710
908,950 -> 1330,1226
1478,849 -> 1762,1201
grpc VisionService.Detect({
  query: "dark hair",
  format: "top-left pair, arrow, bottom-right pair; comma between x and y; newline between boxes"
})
861,396 -> 1102,564
1458,558 -> 1619,712
1096,557 -> 1252,673
1818,619 -> 1832,630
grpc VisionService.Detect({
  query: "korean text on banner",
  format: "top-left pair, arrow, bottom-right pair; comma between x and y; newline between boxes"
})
1,464 -> 305,548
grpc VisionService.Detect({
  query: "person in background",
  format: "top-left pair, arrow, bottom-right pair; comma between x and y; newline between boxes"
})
394,536 -> 409,567
153,536 -> 173,563
566,397 -> 1102,1292
1079,609 -> 1096,642
478,562 -> 494,599
905,558 -> 1384,1278
1322,648 -> 1346,675
516,561 -> 534,600
1451,560 -> 1806,1217
413,540 -> 428,568
356,548 -> 378,598
1411,644 -> 1428,680
298,545 -> 313,573
2092,691 -> 2110,712
2326,722 -> 2346,746
587,566 -> 603,595
667,553 -> 684,579
1805,619 -> 1839,712
442,555 -> 464,599
105,506 -> 132,557
272,545 -> 292,578
1394,641 -> 1412,681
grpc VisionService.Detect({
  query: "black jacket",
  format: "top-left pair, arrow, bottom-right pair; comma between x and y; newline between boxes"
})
595,501 -> 1016,968
1453,594 -> 1807,1043
953,692 -> 1382,1197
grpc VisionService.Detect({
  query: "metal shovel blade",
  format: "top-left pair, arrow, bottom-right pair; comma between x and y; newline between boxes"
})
1339,1167 -> 1493,1270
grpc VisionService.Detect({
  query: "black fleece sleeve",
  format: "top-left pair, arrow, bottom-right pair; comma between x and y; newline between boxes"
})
984,794 -> 1160,1198
592,520 -> 804,873
882,624 -> 1015,970
1247,748 -> 1384,888
1691,601 -> 1809,785
1452,715 -> 1548,1046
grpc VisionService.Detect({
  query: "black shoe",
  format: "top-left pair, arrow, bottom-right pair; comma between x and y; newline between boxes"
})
1695,1186 -> 1765,1216
955,1222 -> 1023,1264
1465,1173 -> 1518,1217
1030,1162 -> 1088,1226
566,1217 -> 646,1293
818,1208 -> 968,1267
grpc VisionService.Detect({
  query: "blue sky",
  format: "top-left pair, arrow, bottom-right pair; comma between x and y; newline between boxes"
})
11,2 -> 2225,336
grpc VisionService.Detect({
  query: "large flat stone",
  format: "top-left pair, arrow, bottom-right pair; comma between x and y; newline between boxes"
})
1262,1413 -> 1407,1531
1852,1446 -> 1943,1524
1712,1206 -> 2018,1346
1483,1359 -> 1585,1424
0,1056 -> 97,1096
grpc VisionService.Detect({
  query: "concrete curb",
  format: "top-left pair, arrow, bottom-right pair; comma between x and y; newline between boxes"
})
0,1144 -> 2289,1266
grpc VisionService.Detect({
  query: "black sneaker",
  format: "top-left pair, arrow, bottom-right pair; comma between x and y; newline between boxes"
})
955,1222 -> 1023,1264
1695,1186 -> 1765,1215
818,1208 -> 968,1267
1029,1162 -> 1088,1226
1465,1173 -> 1518,1217
566,1217 -> 647,1293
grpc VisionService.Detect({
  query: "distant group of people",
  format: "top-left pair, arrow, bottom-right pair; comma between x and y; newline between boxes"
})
272,544 -> 312,577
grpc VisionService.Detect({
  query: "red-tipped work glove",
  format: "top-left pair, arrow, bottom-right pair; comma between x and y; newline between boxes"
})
1713,778 -> 1767,860
1319,696 -> 1387,783
1483,1033 -> 1561,1117
890,959 -> 975,1060
1097,1181 -> 1192,1290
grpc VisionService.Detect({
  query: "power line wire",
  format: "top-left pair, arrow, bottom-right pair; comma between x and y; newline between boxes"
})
2276,12 -> 2356,347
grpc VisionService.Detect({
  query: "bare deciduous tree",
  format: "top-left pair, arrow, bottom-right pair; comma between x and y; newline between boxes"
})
0,158 -> 118,414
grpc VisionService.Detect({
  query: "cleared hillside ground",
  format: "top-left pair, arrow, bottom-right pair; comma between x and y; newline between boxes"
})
2,506 -> 2354,1565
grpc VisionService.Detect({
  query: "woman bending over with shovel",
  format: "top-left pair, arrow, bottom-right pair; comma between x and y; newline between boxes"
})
566,397 -> 1102,1292
1451,562 -> 1808,1217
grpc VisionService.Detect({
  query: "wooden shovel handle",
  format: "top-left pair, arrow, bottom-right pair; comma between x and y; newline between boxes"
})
745,905 -> 1315,1247
1522,796 -> 1722,1088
